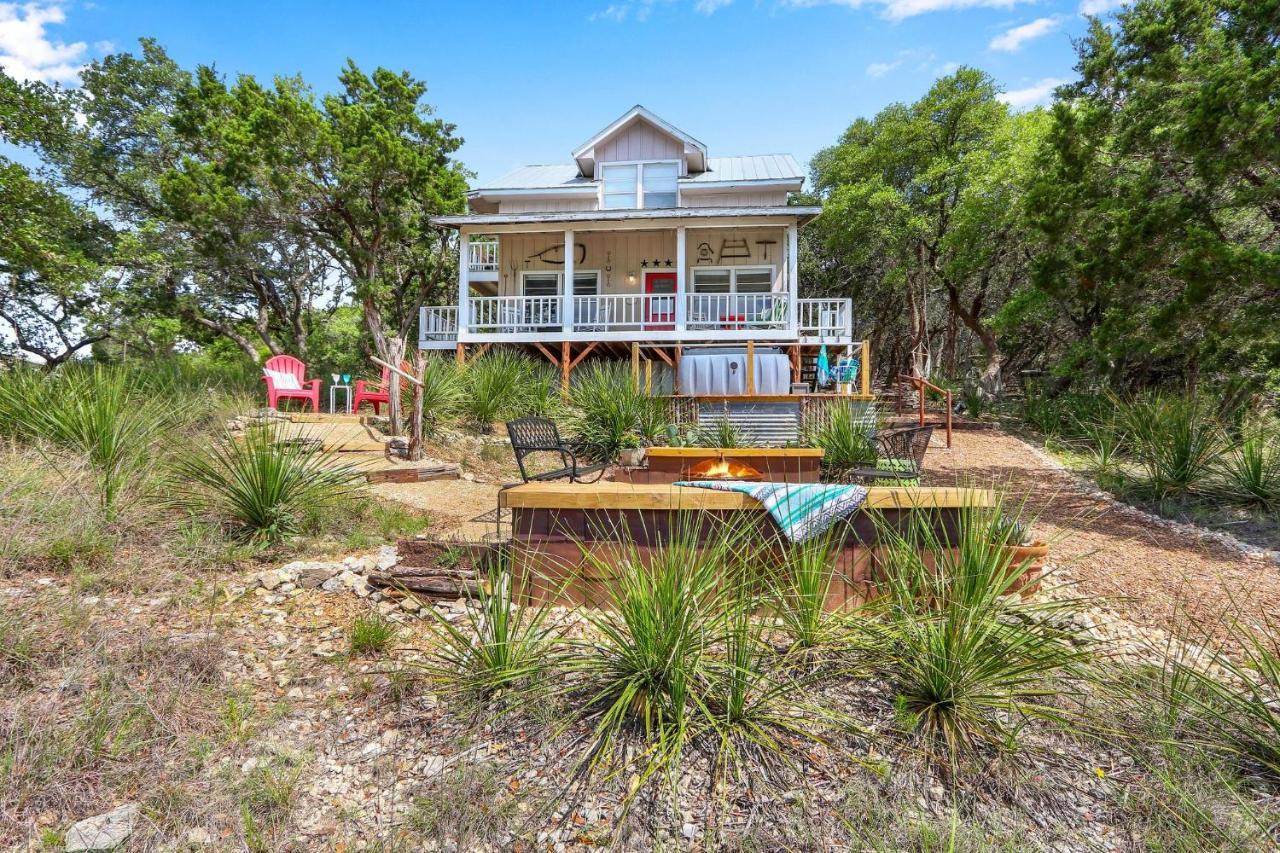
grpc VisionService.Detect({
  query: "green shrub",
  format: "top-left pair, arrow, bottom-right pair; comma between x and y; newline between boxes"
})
1115,392 -> 1223,498
698,417 -> 747,448
1219,420 -> 1280,511
419,558 -> 560,699
418,356 -> 466,433
461,350 -> 535,431
808,406 -> 876,478
173,425 -> 361,543
861,502 -> 1092,756
349,612 -> 396,657
0,366 -> 178,518
569,361 -> 663,461
770,530 -> 847,653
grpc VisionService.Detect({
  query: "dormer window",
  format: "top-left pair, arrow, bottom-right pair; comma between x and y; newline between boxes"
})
602,161 -> 679,209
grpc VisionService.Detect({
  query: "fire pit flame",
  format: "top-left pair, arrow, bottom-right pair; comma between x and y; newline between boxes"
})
687,457 -> 763,481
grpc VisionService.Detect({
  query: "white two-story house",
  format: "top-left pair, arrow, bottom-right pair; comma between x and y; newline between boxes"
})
421,105 -> 864,398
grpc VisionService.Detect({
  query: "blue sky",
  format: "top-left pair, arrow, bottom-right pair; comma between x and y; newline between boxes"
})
2,0 -> 1120,185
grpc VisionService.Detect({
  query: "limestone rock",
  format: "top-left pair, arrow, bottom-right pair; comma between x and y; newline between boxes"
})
64,804 -> 139,851
283,561 -> 343,589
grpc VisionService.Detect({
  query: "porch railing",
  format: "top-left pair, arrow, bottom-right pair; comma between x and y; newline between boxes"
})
573,294 -> 657,330
798,298 -> 853,340
468,295 -> 560,332
686,293 -> 789,330
420,306 -> 458,341
468,239 -> 499,272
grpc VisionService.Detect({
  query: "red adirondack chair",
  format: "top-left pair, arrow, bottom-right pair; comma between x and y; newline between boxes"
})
261,354 -> 321,412
353,362 -> 410,415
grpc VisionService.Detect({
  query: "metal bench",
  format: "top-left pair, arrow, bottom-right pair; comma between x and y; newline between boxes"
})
505,416 -> 607,484
848,425 -> 934,483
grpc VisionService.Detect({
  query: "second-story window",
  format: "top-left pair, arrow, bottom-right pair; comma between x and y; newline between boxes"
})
602,161 -> 679,209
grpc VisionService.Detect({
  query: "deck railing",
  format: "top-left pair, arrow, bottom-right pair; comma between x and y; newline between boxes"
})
573,294 -> 656,330
467,239 -> 499,272
420,306 -> 458,341
686,293 -> 789,330
798,298 -> 853,340
468,295 -> 561,332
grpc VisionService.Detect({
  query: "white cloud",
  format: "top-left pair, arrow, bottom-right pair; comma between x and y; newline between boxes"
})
937,60 -> 960,74
783,0 -> 1033,21
989,16 -> 1062,51
998,77 -> 1067,109
590,3 -> 633,21
865,60 -> 902,77
1078,0 -> 1121,14
0,2 -> 87,83
694,0 -> 733,11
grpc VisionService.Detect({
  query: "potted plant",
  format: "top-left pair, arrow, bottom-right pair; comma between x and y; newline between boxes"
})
991,516 -> 1049,597
618,432 -> 646,468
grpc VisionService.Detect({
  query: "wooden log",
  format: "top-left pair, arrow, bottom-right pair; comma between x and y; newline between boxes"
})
368,568 -> 478,584
364,464 -> 461,484
381,577 -> 483,597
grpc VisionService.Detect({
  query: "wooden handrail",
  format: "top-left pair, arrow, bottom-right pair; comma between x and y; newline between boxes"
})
899,373 -> 952,448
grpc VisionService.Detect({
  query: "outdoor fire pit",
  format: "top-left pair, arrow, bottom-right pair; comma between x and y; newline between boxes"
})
616,447 -> 824,485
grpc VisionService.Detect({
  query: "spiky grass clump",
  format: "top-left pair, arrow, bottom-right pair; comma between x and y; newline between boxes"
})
349,612 -> 397,657
769,529 -> 848,654
461,350 -> 540,431
1219,421 -> 1280,512
862,503 -> 1092,757
569,361 -> 665,461
0,366 -> 177,518
416,356 -> 466,433
419,559 -> 561,700
173,425 -> 361,543
807,406 -> 876,479
1115,392 -> 1223,499
698,417 -> 748,449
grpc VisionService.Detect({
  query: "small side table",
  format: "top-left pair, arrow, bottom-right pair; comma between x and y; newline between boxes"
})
329,384 -> 352,414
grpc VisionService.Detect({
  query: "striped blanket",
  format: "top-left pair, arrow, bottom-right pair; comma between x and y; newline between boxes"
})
674,480 -> 869,543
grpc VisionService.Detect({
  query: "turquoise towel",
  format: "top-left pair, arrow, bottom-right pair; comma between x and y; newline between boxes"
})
675,481 -> 869,543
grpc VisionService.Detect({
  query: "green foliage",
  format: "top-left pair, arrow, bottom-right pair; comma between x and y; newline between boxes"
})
459,350 -> 558,431
1218,420 -> 1280,511
1114,392 -> 1224,499
0,365 -> 177,518
769,531 -> 847,653
419,560 -> 560,700
568,361 -> 665,461
698,418 -> 747,449
417,355 -> 466,433
349,613 -> 396,657
173,424 -> 361,543
1025,0 -> 1280,390
861,503 -> 1091,757
807,406 -> 877,478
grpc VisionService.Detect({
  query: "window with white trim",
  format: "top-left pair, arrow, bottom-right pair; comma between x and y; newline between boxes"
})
691,267 -> 775,294
519,271 -> 600,295
601,161 -> 679,209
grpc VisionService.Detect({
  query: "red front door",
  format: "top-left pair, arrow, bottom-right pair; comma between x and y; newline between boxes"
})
644,271 -> 677,330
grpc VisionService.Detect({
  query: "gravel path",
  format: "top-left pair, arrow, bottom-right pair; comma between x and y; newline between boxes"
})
922,428 -> 1280,645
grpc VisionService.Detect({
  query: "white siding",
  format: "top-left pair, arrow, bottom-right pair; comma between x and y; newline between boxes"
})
499,197 -> 598,213
681,190 -> 790,207
594,119 -> 683,172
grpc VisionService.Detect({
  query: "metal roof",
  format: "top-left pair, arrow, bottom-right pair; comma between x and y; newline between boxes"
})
474,155 -> 804,195
431,206 -> 821,228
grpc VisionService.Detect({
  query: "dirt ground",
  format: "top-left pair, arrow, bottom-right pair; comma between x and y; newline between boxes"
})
922,428 -> 1280,645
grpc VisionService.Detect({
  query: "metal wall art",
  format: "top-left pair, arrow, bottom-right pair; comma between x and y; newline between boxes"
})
719,238 -> 751,261
695,242 -> 715,264
526,243 -> 587,265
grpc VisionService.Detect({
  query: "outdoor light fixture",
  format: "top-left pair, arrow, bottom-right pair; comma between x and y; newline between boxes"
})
626,271 -> 636,285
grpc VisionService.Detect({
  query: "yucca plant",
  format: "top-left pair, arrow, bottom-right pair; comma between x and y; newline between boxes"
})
569,361 -> 653,461
561,515 -> 752,782
808,405 -> 877,479
461,350 -> 532,431
861,501 -> 1093,757
416,355 -> 465,433
1163,619 -> 1280,781
418,558 -> 562,700
173,424 -> 361,543
1077,411 -> 1126,478
2,366 -> 176,518
698,417 -> 747,448
769,528 -> 848,654
1219,422 -> 1280,511
1115,392 -> 1223,498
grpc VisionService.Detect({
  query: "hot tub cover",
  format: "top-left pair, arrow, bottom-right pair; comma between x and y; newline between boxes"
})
679,348 -> 789,395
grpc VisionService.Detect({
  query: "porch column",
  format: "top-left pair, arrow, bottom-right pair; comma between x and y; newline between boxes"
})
562,229 -> 575,334
786,224 -> 799,334
457,230 -> 470,335
675,226 -> 687,332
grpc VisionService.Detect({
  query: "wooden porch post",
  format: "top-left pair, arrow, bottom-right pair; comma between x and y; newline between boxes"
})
631,342 -> 640,392
861,339 -> 871,397
562,229 -> 575,334
644,359 -> 653,395
455,342 -> 465,367
790,344 -> 801,384
746,340 -> 756,396
675,226 -> 687,332
561,341 -> 571,397
674,345 -> 683,394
